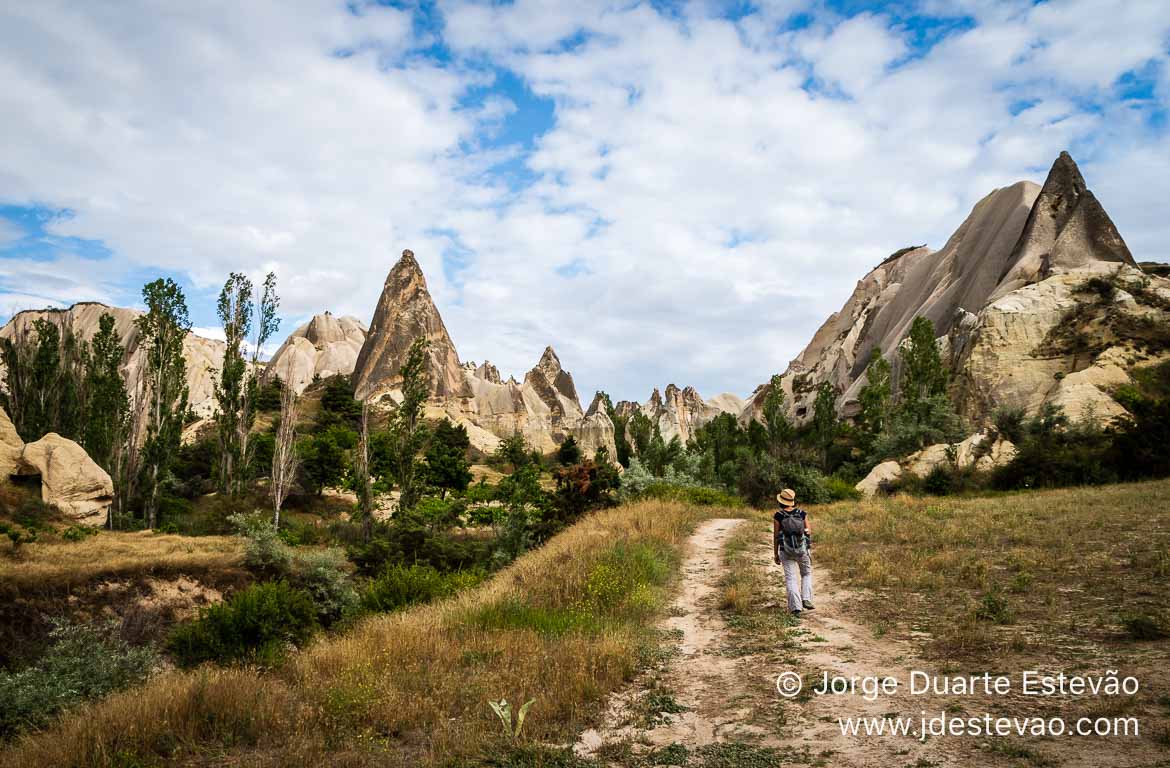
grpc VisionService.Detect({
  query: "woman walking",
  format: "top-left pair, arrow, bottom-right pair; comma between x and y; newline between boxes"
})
773,488 -> 814,619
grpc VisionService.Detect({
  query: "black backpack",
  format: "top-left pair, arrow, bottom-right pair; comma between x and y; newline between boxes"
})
777,510 -> 807,556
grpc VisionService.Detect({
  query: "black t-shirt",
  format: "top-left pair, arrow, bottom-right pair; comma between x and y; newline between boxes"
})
773,508 -> 806,526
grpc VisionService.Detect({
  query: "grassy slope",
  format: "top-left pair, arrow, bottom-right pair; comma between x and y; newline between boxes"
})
0,533 -> 243,594
0,500 -> 726,768
810,479 -> 1170,662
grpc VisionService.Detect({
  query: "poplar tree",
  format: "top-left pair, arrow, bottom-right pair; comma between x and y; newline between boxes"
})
136,279 -> 191,529
214,272 -> 279,496
385,337 -> 431,513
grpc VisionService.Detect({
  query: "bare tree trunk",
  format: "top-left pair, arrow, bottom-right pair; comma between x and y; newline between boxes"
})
271,382 -> 299,530
357,398 -> 373,543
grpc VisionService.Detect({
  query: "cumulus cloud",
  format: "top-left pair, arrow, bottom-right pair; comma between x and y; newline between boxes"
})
1,0 -> 1168,402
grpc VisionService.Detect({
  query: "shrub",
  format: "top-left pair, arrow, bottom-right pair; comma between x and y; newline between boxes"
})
360,563 -> 485,613
824,475 -> 862,502
974,589 -> 1015,625
229,512 -> 293,574
59,524 -> 99,542
1120,612 -> 1168,641
993,407 -> 1026,444
293,548 -> 359,625
737,454 -> 832,507
0,620 -> 155,737
167,581 -> 318,667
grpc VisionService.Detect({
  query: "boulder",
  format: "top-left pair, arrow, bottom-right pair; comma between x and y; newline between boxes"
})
19,433 -> 114,525
0,406 -> 23,478
856,461 -> 902,497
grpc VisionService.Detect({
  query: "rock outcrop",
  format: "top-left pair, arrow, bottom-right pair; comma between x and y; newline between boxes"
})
743,151 -> 1168,429
266,312 -> 367,394
17,433 -> 114,524
444,347 -> 617,457
352,250 -> 467,402
617,385 -> 744,444
855,430 -> 1017,496
0,302 -> 227,417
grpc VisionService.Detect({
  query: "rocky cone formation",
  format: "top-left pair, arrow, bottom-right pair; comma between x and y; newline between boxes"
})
0,302 -> 227,417
352,250 -> 467,402
743,152 -> 1167,428
266,312 -> 367,394
356,250 -> 617,457
1,406 -> 113,524
617,385 -> 744,444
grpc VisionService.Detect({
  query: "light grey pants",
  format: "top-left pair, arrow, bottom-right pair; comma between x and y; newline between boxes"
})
778,547 -> 813,613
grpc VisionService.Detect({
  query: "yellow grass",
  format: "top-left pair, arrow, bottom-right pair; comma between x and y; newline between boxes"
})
807,478 -> 1170,660
0,532 -> 243,594
0,500 -> 733,768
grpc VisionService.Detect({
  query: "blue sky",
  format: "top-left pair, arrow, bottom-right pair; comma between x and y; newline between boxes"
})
2,0 -> 1168,401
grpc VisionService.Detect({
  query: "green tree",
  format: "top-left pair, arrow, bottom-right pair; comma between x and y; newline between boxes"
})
214,272 -> 280,496
426,419 -> 472,496
385,337 -> 431,513
556,435 -> 582,465
812,381 -> 838,463
900,316 -> 948,410
761,374 -> 793,454
596,391 -> 632,468
494,432 -> 530,472
857,347 -> 892,439
136,279 -> 191,529
0,318 -> 86,442
627,411 -> 654,456
81,313 -> 130,473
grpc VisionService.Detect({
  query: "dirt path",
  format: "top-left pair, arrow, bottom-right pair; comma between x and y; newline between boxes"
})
576,517 -> 975,766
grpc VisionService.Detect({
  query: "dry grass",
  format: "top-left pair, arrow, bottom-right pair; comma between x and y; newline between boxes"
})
0,499 -> 727,768
809,479 -> 1170,661
0,532 -> 243,595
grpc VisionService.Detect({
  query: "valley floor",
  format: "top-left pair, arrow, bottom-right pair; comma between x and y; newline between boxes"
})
2,481 -> 1168,767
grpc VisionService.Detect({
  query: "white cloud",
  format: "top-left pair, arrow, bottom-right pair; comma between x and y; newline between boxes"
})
1,0 -> 1168,402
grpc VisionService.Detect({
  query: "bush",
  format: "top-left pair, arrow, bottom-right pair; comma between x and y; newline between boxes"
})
737,454 -> 832,507
0,620 -> 156,737
824,475 -> 862,502
229,512 -> 293,574
360,563 -> 485,613
167,581 -> 318,667
293,548 -> 359,625
59,524 -> 99,542
1120,612 -> 1168,641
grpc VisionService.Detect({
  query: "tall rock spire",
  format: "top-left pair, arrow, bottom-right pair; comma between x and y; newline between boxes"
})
352,249 -> 468,401
995,151 -> 1135,297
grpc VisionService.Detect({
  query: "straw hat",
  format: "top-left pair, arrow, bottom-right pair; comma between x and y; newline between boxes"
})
776,488 -> 796,508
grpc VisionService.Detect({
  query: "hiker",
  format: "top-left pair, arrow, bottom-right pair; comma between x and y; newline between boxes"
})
773,488 -> 814,618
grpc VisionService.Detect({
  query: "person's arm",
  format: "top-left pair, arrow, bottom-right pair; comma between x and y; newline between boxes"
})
803,511 -> 811,536
772,517 -> 781,563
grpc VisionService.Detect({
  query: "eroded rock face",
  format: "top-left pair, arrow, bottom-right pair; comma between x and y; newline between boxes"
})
352,250 -> 468,402
0,302 -> 227,418
19,433 -> 113,524
618,385 -> 744,444
266,312 -> 367,394
445,346 -> 617,457
857,431 -> 1017,496
742,151 -> 1165,429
